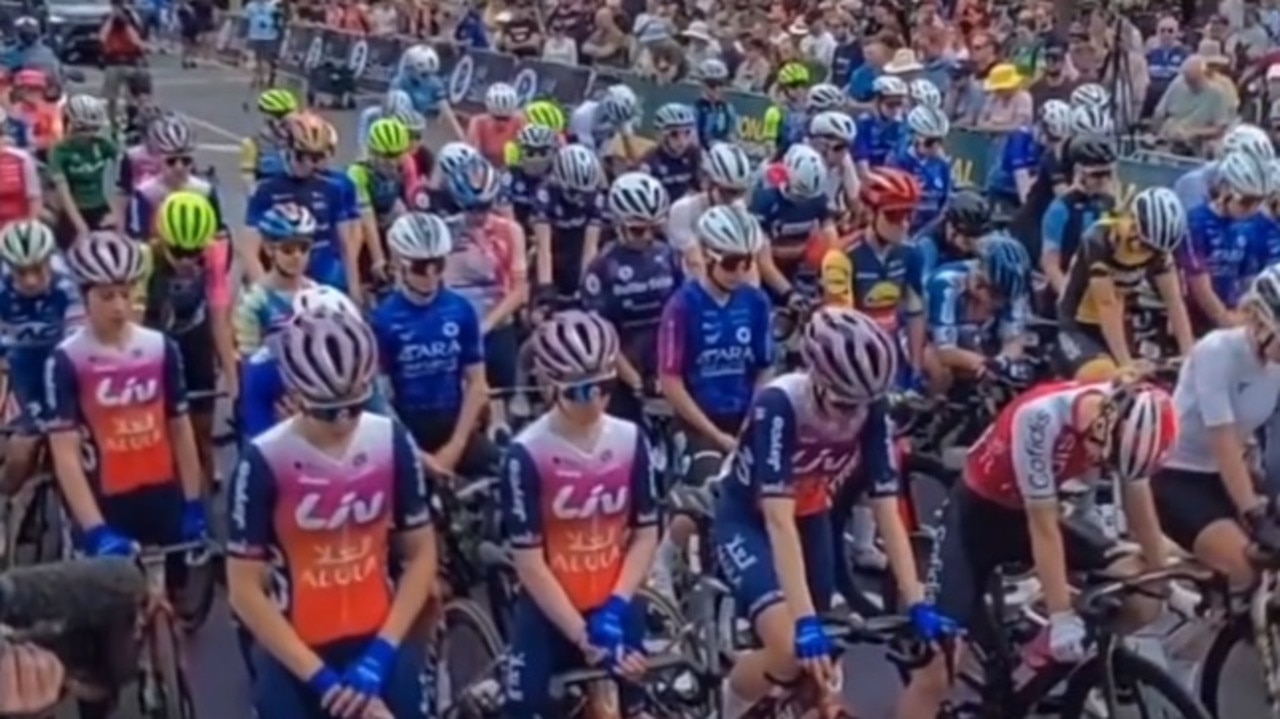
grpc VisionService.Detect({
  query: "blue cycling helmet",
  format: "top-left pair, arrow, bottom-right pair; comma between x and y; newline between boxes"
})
975,232 -> 1030,299
258,203 -> 317,241
445,157 -> 502,210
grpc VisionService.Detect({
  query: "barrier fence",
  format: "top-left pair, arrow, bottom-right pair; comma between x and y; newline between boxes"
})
215,16 -> 1200,199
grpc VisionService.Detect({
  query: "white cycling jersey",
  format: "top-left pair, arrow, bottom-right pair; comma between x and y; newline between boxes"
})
1165,327 -> 1280,473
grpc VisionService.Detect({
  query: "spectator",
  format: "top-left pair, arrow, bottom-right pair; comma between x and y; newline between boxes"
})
953,32 -> 1002,124
582,0 -> 629,66
975,63 -> 1033,131
1067,29 -> 1103,82
633,0 -> 675,47
1200,39 -> 1241,111
367,0 -> 398,36
829,12 -> 863,89
732,36 -> 772,91
1154,55 -> 1237,154
1229,7 -> 1272,62
796,13 -> 837,74
1007,8 -> 1045,77
1146,16 -> 1191,117
453,3 -> 491,49
1029,37 -> 1078,111
883,47 -> 923,82
915,26 -> 953,98
649,40 -> 685,82
327,0 -> 369,33
680,20 -> 722,70
545,0 -> 587,48
847,35 -> 890,102
497,7 -> 543,57
542,17 -> 579,65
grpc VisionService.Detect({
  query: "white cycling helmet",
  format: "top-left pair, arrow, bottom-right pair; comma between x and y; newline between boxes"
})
1039,99 -> 1072,138
654,103 -> 696,131
148,115 -> 194,154
66,94 -> 107,129
906,105 -> 949,139
601,85 -> 638,125
802,307 -> 898,403
1222,123 -> 1276,161
806,83 -> 846,113
0,219 -> 56,267
402,44 -> 440,75
291,285 -> 360,317
1071,83 -> 1110,108
1247,262 -> 1280,332
485,83 -> 519,117
388,212 -> 453,260
1130,187 -> 1187,253
383,89 -> 413,115
553,143 -> 603,192
533,310 -> 620,383
1219,151 -> 1272,197
1105,385 -> 1175,482
277,308 -> 377,408
781,144 -> 827,199
608,172 -> 670,224
1070,104 -> 1114,135
808,111 -> 856,142
696,204 -> 763,256
702,142 -> 753,191
390,108 -> 427,134
438,142 -> 484,176
699,58 -> 729,82
872,75 -> 908,98
66,231 -> 146,286
909,79 -> 942,109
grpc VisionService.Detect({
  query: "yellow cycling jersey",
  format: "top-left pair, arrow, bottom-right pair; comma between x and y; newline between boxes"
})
1057,221 -> 1170,326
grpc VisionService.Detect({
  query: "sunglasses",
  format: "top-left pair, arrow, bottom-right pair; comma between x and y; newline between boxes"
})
371,151 -> 405,162
273,240 -> 313,255
292,150 -> 326,163
712,253 -> 754,272
522,146 -> 553,159
704,80 -> 725,88
1159,26 -> 1177,34
559,377 -> 614,403
405,257 -> 445,275
880,208 -> 915,225
920,137 -> 943,148
664,127 -> 695,139
1234,195 -> 1265,210
167,244 -> 205,261
164,155 -> 194,167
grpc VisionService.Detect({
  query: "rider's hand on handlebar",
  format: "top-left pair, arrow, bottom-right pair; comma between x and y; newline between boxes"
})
1244,499 -> 1280,554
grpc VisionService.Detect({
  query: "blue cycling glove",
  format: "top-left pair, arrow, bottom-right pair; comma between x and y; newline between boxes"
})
82,525 -> 137,557
586,595 -> 630,659
307,666 -> 342,698
180,499 -> 208,543
341,637 -> 398,698
909,602 -> 959,642
793,616 -> 832,661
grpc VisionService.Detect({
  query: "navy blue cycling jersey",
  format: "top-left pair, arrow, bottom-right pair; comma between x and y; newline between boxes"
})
1183,202 -> 1273,308
748,184 -> 831,253
926,259 -> 1028,351
0,270 -> 82,422
532,184 -> 605,297
694,98 -> 738,147
657,279 -> 772,422
370,287 -> 484,414
853,113 -> 906,167
582,240 -> 682,375
887,147 -> 952,232
502,165 -> 550,226
246,174 -> 355,290
911,220 -> 970,280
640,145 -> 700,201
985,127 -> 1041,203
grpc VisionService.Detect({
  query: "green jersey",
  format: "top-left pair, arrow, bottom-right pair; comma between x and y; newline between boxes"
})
49,135 -> 118,212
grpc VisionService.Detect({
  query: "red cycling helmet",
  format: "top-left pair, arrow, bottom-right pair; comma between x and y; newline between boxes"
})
859,168 -> 922,212
13,70 -> 46,90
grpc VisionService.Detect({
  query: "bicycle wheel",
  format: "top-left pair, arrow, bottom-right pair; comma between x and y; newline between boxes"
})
143,612 -> 196,719
1058,647 -> 1213,719
1199,615 -> 1276,718
636,586 -> 686,655
439,598 -> 505,717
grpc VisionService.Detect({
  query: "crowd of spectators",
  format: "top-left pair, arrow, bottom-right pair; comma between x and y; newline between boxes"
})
271,0 -> 1280,159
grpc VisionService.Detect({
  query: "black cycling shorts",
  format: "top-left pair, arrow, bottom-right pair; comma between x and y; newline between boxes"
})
398,409 -> 500,479
175,319 -> 218,413
1151,467 -> 1238,553
55,205 -> 113,251
1056,323 -> 1112,380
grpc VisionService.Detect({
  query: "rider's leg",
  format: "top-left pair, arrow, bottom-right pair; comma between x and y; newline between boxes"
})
502,595 -> 577,719
1152,466 -> 1257,588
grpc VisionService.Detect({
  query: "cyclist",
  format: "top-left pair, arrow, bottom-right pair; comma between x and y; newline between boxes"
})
239,88 -> 298,193
639,103 -> 700,202
226,306 -> 435,719
853,75 -> 909,174
583,172 -> 681,423
48,95 -> 115,248
356,89 -> 414,158
1,17 -> 59,79
1175,123 -> 1275,210
348,117 -> 412,285
244,113 -> 362,300
650,204 -> 773,599
1010,100 -> 1073,255
806,83 -> 848,115
1039,135 -> 1119,296
499,309 -> 659,719
373,212 -> 498,477
805,111 -> 860,221
1057,187 -> 1195,380
467,82 -> 525,168
423,142 -> 484,216
749,143 -> 834,306
0,113 -> 41,227
714,308 -> 942,718
693,58 -> 738,146
438,156 -> 528,432
503,124 -> 557,228
502,98 -> 567,167
762,62 -> 811,158
923,232 -> 1033,393
45,231 -> 207,717
668,142 -> 754,277
0,220 -> 81,497
1071,82 -> 1111,110
1152,265 -> 1280,590
392,108 -> 432,198
233,203 -> 319,356
392,44 -> 464,139
1183,151 -> 1273,333
899,376 -> 1176,719
888,105 -> 953,233
567,84 -> 637,153
908,78 -> 943,109
9,70 -> 58,158
115,111 -> 171,218
313,118 -> 367,284
533,143 -> 606,309
913,190 -> 992,279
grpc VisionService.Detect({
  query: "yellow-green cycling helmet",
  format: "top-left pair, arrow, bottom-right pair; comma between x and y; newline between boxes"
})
257,89 -> 298,118
368,118 -> 411,156
158,191 -> 219,252
524,100 -> 566,132
778,63 -> 811,88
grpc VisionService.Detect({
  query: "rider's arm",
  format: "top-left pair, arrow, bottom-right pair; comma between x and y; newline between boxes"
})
481,221 -> 527,331
580,194 -> 605,278
204,239 -> 238,389
1039,198 -> 1070,294
751,389 -> 818,619
114,153 -> 134,219
1012,397 -> 1077,615
503,444 -> 590,643
379,426 -> 437,646
226,448 -> 329,681
902,245 -> 927,375
445,305 -> 488,449
232,289 -> 264,357
863,401 -> 924,604
610,431 -> 661,599
1008,130 -> 1038,202
1088,264 -> 1134,366
348,165 -> 381,278
1151,257 -> 1196,355
928,272 -> 986,374
1183,224 -> 1236,327
335,185 -> 364,307
48,144 -> 89,235
45,349 -> 104,529
124,187 -> 149,240
240,186 -> 270,283
162,337 -> 204,502
464,115 -> 483,148
658,290 -> 729,446
531,188 -> 553,290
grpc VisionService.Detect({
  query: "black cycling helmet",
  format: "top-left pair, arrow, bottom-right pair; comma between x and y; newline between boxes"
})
944,190 -> 992,236
1068,135 -> 1117,166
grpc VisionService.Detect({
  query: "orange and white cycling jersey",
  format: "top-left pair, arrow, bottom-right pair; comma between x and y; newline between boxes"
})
466,113 -> 526,167
442,212 -> 526,324
0,146 -> 39,226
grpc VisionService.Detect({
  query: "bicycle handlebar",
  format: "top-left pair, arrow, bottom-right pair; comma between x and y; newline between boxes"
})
547,651 -> 695,700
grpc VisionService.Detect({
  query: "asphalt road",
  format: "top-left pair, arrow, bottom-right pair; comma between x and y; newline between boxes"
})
43,55 -> 1258,719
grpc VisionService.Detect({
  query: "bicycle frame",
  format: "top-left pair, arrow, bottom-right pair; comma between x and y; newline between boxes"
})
1249,568 -> 1280,718
136,540 -> 207,717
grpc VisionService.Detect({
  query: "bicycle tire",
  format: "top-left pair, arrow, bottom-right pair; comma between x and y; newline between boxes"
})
1059,647 -> 1212,719
637,586 -> 686,654
145,612 -> 196,719
440,598 -> 505,716
1199,613 -> 1274,717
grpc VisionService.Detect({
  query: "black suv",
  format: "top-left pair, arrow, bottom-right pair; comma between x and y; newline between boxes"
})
37,0 -> 113,64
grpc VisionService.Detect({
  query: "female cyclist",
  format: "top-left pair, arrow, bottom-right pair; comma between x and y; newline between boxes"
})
424,141 -> 484,215
0,106 -> 41,229
233,203 -> 318,356
390,108 -> 432,204
533,143 -> 606,307
667,141 -> 755,278
239,88 -> 297,193
348,117 -> 412,287
115,110 -> 170,218
853,76 -> 909,173
889,105 -> 953,233
805,111 -> 859,220
504,124 -> 557,228
467,82 -> 525,168
499,309 -> 659,719
227,305 -> 435,719
639,103 -> 700,201
908,79 -> 942,109
764,62 -> 811,157
899,377 -> 1177,719
1152,264 -> 1280,590
583,171 -> 681,423
357,90 -> 413,158
503,98 -> 566,167
393,44 -> 463,139
49,95 -> 116,248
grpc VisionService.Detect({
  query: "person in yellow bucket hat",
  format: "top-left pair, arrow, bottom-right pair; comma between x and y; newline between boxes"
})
977,63 -> 1033,133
